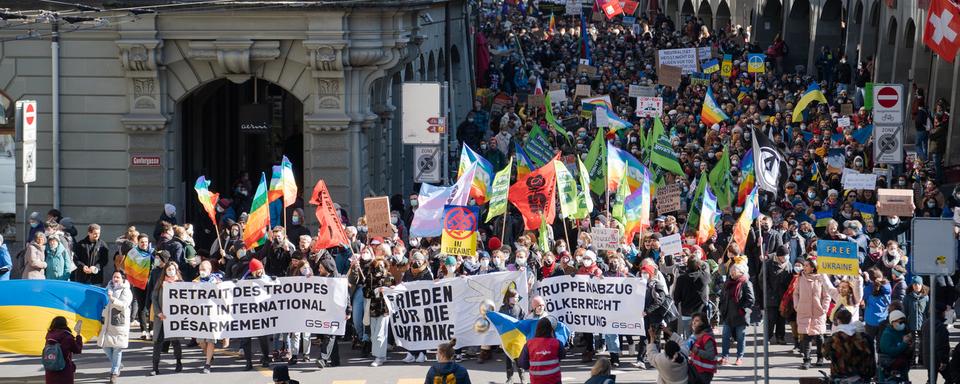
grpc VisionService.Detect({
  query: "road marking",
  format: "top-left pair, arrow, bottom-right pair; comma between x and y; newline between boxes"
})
331,381 -> 367,384
257,365 -> 272,378
397,379 -> 422,384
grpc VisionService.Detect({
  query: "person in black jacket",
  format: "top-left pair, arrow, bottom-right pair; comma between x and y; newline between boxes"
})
762,246 -> 793,344
499,289 -> 526,384
260,226 -> 294,277
673,258 -> 711,334
719,261 -> 755,366
152,204 -> 177,243
922,303 -> 952,384
72,223 -> 109,285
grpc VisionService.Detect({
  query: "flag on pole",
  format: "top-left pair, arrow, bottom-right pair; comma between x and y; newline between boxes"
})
486,161 -> 513,222
707,145 -> 733,210
515,142 -> 536,179
736,149 -> 756,207
555,160 -> 579,219
574,156 -> 595,220
623,184 -> 645,244
458,145 -> 494,204
268,165 -> 284,203
923,0 -> 960,63
580,12 -> 591,64
548,13 -> 556,34
696,184 -> 718,245
538,213 -> 554,253
243,173 -> 270,250
700,88 -> 729,126
584,132 -> 607,196
751,127 -> 788,196
606,142 -> 644,192
410,163 -> 476,238
649,128 -> 685,177
194,176 -> 220,228
612,168 -> 630,225
791,83 -> 828,123
525,126 -> 555,167
732,186 -> 759,252
544,92 -> 569,138
509,159 -> 557,230
687,172 -> 708,230
280,155 -> 297,207
853,202 -> 877,223
534,78 -> 544,95
309,179 -> 350,251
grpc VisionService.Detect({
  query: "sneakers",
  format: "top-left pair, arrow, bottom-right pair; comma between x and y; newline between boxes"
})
148,370 -> 159,376
718,358 -> 727,366
416,352 -> 427,363
140,331 -> 149,340
815,357 -> 824,367
632,361 -> 647,369
371,358 -> 385,367
734,358 -> 743,366
800,361 -> 810,370
505,377 -> 515,384
202,364 -> 211,374
316,358 -> 327,369
403,353 -> 416,363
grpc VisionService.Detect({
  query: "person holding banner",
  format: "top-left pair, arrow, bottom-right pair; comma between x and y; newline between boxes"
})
193,260 -> 225,374
499,289 -> 526,384
149,261 -> 184,376
366,257 -> 395,367
401,250 -> 433,364
240,259 -> 273,370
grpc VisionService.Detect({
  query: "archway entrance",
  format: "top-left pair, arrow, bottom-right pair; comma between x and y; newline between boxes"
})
179,78 -> 303,247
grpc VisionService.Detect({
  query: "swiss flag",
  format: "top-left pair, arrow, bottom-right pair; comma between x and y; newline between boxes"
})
923,0 -> 960,63
598,0 -> 623,19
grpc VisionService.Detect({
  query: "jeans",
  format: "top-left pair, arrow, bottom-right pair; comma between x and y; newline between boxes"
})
721,324 -> 746,359
103,347 -> 123,375
370,315 -> 390,360
916,130 -> 929,161
352,288 -> 367,342
603,334 -> 621,354
932,152 -> 944,184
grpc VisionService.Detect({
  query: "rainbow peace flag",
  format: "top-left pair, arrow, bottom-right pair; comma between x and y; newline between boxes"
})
548,13 -> 556,34
267,156 -> 298,207
623,168 -> 651,244
243,173 -> 270,250
194,176 -> 220,227
458,145 -> 494,204
700,88 -> 729,126
268,165 -> 284,203
598,106 -> 633,132
696,184 -> 718,245
732,186 -> 759,252
606,142 -> 645,192
123,247 -> 152,290
515,142 -> 535,179
736,149 -> 756,207
0,280 -> 108,355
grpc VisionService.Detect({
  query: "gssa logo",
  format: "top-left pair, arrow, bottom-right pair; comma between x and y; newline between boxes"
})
304,320 -> 341,329
611,322 -> 643,329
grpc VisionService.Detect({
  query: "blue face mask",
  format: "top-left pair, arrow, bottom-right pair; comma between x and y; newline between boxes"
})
893,323 -> 905,331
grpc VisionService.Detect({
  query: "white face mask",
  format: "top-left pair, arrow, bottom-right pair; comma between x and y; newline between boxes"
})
582,259 -> 594,267
199,271 -> 210,278
480,259 -> 490,268
390,217 -> 398,225
515,258 -> 527,266
446,265 -> 457,274
165,269 -> 176,277
361,253 -> 373,261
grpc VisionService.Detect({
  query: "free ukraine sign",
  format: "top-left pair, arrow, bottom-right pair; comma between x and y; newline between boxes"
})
441,205 -> 479,256
817,240 -> 859,276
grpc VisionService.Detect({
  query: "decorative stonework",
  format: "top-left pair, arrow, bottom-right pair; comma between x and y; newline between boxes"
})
117,41 -> 161,72
187,40 -> 281,82
305,120 -> 350,132
317,79 -> 340,109
121,115 -> 168,132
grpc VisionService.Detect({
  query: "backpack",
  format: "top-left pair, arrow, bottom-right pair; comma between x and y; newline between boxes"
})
433,372 -> 457,384
41,338 -> 65,371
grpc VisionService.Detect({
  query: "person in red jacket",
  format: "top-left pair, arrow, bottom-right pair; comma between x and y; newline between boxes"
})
519,318 -> 565,384
44,316 -> 83,384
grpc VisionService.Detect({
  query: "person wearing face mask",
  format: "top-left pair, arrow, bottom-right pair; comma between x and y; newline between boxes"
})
538,252 -> 564,279
149,261 -> 183,376
922,303 -> 952,384
878,215 -> 909,244
499,289 -> 526,384
389,211 -> 409,245
347,246 -> 373,355
98,270 -> 132,383
762,246 -> 794,345
782,221 -> 806,265
284,208 -> 310,246
387,245 -> 410,282
193,260 -> 225,373
403,194 -> 419,228
212,223 -> 244,278
237,258 -> 273,370
261,226 -> 294,278
877,310 -> 913,382
27,211 -> 46,246
365,258 -> 395,367
793,259 -> 829,369
440,255 -> 460,279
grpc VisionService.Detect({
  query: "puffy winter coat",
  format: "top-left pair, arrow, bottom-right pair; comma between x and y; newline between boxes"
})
45,243 -> 72,281
98,279 -> 132,349
23,242 -> 47,279
793,273 -> 831,335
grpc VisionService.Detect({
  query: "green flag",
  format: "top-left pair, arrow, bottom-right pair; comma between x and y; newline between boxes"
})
525,125 -> 554,167
584,133 -> 607,196
611,168 -> 630,225
544,93 -> 569,138
644,117 -> 666,160
485,159 -> 513,222
707,145 -> 733,210
574,156 -> 595,219
555,160 -> 579,219
650,132 -> 686,177
538,213 -> 554,252
687,171 -> 707,229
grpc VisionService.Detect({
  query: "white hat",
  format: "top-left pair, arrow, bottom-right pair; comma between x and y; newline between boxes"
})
888,310 -> 906,323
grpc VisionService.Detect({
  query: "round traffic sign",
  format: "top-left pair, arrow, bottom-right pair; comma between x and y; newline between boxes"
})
24,103 -> 35,126
876,87 -> 899,109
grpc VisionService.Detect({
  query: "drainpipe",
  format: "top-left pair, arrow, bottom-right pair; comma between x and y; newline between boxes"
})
51,21 -> 61,210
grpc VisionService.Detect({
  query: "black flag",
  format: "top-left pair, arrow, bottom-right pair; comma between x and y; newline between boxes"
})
751,127 -> 787,196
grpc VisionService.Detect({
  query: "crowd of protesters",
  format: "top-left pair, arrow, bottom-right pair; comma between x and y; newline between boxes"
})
4,1 -> 959,384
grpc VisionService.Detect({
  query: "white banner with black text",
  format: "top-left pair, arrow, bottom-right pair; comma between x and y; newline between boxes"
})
531,275 -> 647,335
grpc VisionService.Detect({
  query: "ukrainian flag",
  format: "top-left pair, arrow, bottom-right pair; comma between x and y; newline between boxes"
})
0,280 -> 108,355
814,210 -> 835,227
792,83 -> 828,122
853,202 -> 876,222
702,59 -> 720,74
487,311 -> 571,359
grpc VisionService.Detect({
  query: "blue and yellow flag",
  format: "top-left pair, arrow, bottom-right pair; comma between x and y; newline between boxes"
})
792,83 -> 828,122
815,210 -> 835,227
853,202 -> 876,222
702,59 -> 720,74
487,311 -> 570,359
0,280 -> 108,355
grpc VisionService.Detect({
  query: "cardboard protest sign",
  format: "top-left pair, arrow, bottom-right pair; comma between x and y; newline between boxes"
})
655,183 -> 682,214
548,89 -> 567,104
577,64 -> 598,76
877,188 -> 916,217
658,65 -> 682,88
527,94 -> 545,110
817,240 -> 859,276
575,84 -> 592,97
364,196 -> 393,238
657,48 -> 698,74
162,277 -> 350,339
841,103 -> 854,116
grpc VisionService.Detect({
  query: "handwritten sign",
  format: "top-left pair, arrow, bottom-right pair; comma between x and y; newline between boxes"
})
659,65 -> 682,88
591,227 -> 621,251
659,233 -> 682,256
576,64 -> 598,76
629,85 -> 657,98
877,188 -> 916,217
548,89 -> 567,104
575,84 -> 592,97
635,96 -> 663,118
843,172 -> 878,190
656,184 -> 682,214
837,116 -> 851,128
364,196 -> 393,238
657,48 -> 699,74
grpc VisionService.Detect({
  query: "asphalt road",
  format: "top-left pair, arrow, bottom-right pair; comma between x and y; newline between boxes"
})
0,324 -> 942,384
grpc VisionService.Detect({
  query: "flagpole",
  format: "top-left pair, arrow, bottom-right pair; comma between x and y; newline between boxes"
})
501,156 -> 514,244
562,217 -> 571,251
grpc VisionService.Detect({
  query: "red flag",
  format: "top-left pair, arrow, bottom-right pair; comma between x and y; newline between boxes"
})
598,0 -> 623,19
508,159 -> 557,230
309,179 -> 350,251
623,0 -> 640,15
923,0 -> 960,63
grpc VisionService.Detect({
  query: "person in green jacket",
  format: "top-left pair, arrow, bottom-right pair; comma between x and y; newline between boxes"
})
877,310 -> 912,381
44,236 -> 72,280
